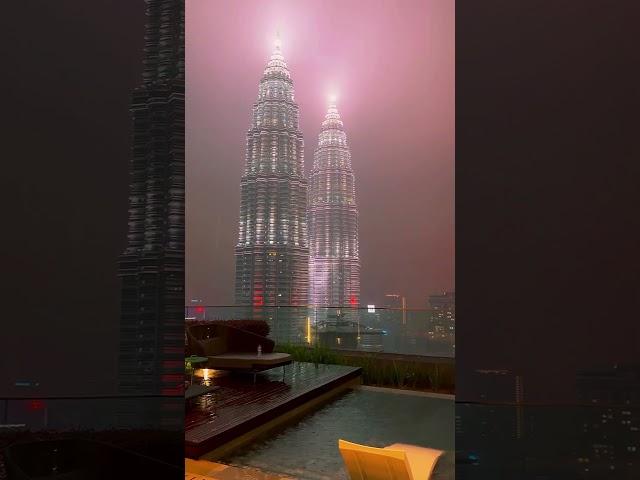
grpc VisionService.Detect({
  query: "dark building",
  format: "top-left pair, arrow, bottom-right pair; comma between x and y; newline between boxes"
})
575,405 -> 639,478
382,293 -> 404,309
379,293 -> 406,324
456,404 -> 598,478
577,364 -> 640,405
575,365 -> 640,477
464,369 -> 525,404
459,369 -> 526,452
455,404 -> 528,472
117,0 -> 184,427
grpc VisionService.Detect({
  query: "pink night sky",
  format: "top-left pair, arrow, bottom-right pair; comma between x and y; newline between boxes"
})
186,0 -> 454,308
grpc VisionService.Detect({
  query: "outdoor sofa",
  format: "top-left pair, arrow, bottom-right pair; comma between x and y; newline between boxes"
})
186,323 -> 292,383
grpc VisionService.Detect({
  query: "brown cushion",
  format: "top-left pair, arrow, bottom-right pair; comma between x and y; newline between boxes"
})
207,353 -> 292,369
200,337 -> 226,356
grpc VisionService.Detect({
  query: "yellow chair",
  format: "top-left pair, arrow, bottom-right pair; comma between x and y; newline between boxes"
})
185,474 -> 214,480
185,458 -> 226,479
338,439 -> 444,480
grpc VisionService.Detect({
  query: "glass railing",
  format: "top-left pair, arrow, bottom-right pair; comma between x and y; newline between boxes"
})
0,396 -> 182,432
185,305 -> 455,358
455,402 -> 640,478
0,396 -> 184,471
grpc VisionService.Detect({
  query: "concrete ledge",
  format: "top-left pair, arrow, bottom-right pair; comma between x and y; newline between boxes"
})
357,385 -> 455,401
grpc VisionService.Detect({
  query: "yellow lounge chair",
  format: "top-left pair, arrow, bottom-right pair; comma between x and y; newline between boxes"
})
338,439 -> 444,480
185,458 -> 294,479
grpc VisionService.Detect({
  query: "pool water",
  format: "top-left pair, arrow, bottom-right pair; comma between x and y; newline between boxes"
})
222,387 -> 454,479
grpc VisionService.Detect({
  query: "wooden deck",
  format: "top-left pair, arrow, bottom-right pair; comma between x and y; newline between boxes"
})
185,362 -> 361,458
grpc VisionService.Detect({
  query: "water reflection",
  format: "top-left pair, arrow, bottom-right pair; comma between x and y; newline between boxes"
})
224,388 -> 454,480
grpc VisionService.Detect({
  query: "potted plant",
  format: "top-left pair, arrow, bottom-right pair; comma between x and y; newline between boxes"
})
185,360 -> 194,388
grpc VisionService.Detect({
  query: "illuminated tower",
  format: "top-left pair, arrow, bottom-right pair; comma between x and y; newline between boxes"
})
234,35 -> 309,338
309,97 -> 360,309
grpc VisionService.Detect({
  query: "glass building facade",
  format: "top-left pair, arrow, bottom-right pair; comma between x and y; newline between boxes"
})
308,99 -> 360,309
234,37 -> 309,337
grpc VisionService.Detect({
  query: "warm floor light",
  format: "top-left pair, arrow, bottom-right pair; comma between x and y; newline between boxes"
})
195,368 -> 224,381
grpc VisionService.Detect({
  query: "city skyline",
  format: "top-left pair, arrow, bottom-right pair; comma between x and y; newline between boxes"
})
186,0 -> 455,308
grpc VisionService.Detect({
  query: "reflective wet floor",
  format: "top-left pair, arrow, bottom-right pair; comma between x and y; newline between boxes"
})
222,387 -> 454,480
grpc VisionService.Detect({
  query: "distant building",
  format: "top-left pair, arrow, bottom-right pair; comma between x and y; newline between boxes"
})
455,403 -> 528,467
469,369 -> 525,404
380,294 -> 406,324
576,364 -> 640,405
576,365 -> 640,476
460,369 -> 525,440
383,294 -> 404,309
427,291 -> 455,342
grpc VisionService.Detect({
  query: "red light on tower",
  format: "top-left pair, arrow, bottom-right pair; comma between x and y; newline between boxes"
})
29,399 -> 45,411
349,295 -> 357,306
195,306 -> 204,314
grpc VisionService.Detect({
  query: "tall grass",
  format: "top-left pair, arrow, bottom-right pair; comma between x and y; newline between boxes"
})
275,343 -> 341,365
275,343 -> 454,394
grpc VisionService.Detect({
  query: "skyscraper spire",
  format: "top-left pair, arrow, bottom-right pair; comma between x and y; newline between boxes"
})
264,31 -> 289,79
328,93 -> 338,108
309,94 -> 360,310
323,94 -> 344,130
235,33 -> 309,340
274,30 -> 282,52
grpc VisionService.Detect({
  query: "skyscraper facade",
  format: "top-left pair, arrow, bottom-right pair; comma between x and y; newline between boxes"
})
428,290 -> 455,342
118,0 -> 184,425
234,38 -> 309,335
308,99 -> 360,309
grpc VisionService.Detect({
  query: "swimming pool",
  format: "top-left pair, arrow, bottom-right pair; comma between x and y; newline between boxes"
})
222,386 -> 454,479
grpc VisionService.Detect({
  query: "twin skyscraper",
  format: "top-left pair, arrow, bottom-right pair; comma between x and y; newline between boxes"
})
234,36 -> 360,330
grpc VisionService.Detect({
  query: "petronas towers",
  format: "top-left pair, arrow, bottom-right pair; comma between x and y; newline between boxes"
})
308,99 -> 360,308
234,38 -> 309,315
234,37 -> 360,320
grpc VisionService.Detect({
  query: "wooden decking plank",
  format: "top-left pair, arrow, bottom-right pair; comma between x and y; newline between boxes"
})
185,362 -> 361,457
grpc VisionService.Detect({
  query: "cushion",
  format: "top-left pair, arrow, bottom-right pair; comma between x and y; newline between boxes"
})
207,353 -> 292,369
200,337 -> 226,356
385,443 -> 444,480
